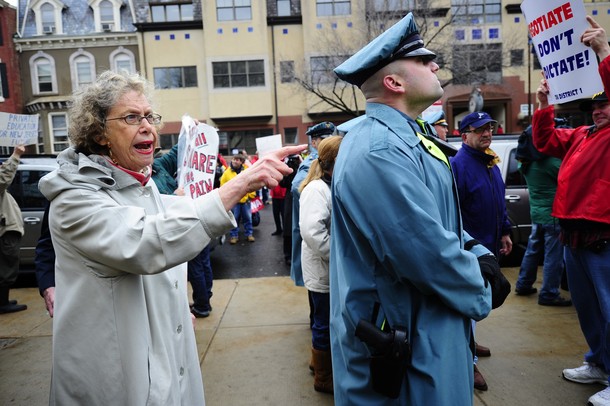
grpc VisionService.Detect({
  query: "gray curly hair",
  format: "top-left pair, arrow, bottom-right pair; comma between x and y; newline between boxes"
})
68,70 -> 158,156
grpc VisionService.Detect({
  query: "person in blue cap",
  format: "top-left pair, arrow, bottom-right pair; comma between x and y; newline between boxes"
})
450,111 -> 513,391
452,111 -> 513,258
290,122 -> 335,327
330,13 -> 508,405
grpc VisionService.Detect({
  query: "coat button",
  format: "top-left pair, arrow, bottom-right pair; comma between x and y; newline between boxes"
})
177,324 -> 182,333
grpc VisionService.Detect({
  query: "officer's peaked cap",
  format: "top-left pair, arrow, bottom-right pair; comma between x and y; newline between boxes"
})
334,13 -> 436,88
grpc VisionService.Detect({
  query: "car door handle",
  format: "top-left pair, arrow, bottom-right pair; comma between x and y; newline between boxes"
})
24,217 -> 41,225
505,195 -> 521,201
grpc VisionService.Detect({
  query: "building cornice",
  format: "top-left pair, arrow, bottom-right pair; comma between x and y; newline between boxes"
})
13,32 -> 138,52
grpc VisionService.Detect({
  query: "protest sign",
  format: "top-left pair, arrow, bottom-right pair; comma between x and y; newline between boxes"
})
0,113 -> 39,146
177,115 -> 219,199
521,0 -> 603,104
255,134 -> 282,157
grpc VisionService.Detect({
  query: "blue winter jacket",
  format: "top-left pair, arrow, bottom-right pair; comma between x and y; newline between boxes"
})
450,143 -> 511,256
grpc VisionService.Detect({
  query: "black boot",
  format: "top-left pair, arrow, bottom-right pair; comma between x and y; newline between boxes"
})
0,286 -> 27,314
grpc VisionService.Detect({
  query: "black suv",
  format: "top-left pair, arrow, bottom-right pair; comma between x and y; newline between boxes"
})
1,155 -> 58,271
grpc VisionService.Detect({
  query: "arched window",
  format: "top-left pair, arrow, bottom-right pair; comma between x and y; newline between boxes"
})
89,0 -> 122,32
69,50 -> 96,91
99,0 -> 114,23
32,0 -> 66,34
109,47 -> 136,74
41,2 -> 55,32
30,52 -> 57,94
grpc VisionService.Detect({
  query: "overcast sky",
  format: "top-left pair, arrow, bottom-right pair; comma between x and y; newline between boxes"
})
6,0 -> 17,7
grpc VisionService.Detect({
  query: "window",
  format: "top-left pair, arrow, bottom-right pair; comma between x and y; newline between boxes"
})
316,0 -> 350,16
277,0 -> 291,16
505,149 -> 526,187
452,43 -> 502,84
160,133 -> 180,150
212,60 -> 265,88
50,113 -> 69,152
8,169 -> 53,210
217,0 -> 252,21
30,53 -> 57,94
284,127 -> 298,144
32,0 -> 65,34
153,66 -> 198,89
41,2 -> 56,32
151,3 -> 194,22
372,0 -> 426,11
0,63 -> 7,101
511,49 -> 524,67
311,56 -> 348,84
70,50 -> 96,90
110,48 -> 136,74
280,61 -> 294,83
451,0 -> 501,25
99,0 -> 114,23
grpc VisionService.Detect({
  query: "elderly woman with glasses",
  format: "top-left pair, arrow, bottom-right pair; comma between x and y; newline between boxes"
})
39,70 -> 304,405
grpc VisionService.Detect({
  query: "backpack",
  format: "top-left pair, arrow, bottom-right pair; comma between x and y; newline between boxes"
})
515,126 -> 545,162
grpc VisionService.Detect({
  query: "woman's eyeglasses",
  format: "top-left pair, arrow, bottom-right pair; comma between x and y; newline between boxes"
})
106,113 -> 162,126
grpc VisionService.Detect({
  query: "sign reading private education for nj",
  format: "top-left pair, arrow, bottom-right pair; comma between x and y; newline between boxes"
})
177,115 -> 219,199
0,113 -> 39,146
521,0 -> 603,104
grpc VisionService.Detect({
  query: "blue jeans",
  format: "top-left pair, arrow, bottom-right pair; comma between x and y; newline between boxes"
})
187,245 -> 213,312
565,242 -> 610,375
230,202 -> 253,238
516,223 -> 564,301
310,291 -> 330,351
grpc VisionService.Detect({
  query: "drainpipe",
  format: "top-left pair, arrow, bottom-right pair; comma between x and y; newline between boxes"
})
271,25 -> 279,136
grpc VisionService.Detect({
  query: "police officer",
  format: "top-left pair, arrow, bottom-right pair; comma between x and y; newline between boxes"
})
330,13 -> 508,404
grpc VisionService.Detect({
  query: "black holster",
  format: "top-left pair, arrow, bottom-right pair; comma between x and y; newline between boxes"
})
355,319 -> 411,399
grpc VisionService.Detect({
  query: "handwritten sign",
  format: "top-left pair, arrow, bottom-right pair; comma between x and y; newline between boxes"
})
521,0 -> 603,103
0,113 -> 39,146
177,115 -> 219,199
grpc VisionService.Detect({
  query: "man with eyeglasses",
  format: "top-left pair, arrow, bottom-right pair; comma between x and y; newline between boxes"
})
451,111 -> 513,391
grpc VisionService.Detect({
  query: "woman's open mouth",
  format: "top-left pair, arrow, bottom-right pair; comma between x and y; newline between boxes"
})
134,141 -> 153,153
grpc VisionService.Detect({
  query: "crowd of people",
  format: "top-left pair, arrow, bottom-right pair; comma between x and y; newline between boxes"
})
2,10 -> 610,406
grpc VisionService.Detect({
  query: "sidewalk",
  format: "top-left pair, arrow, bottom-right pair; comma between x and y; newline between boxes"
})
0,268 -> 602,405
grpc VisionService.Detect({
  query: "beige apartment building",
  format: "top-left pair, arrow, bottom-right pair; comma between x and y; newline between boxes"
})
12,0 -> 610,154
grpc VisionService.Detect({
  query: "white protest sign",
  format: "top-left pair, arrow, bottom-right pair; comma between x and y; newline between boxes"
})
255,134 -> 282,157
521,0 -> 603,104
0,113 -> 39,146
177,115 -> 219,199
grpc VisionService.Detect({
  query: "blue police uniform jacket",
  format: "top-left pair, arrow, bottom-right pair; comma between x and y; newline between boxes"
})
450,143 -> 511,256
330,102 -> 492,405
290,150 -> 317,286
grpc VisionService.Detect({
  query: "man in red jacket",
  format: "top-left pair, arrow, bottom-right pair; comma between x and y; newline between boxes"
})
533,16 -> 610,406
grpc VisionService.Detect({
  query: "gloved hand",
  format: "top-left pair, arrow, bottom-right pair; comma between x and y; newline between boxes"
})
478,254 -> 511,309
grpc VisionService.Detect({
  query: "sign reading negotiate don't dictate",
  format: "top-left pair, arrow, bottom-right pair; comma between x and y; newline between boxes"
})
521,0 -> 603,104
0,113 -> 39,146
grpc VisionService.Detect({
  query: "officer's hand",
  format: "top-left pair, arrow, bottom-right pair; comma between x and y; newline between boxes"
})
478,255 -> 510,309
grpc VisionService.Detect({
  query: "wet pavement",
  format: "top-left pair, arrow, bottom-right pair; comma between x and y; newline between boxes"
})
0,266 -> 603,406
0,205 -> 602,405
